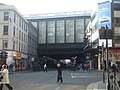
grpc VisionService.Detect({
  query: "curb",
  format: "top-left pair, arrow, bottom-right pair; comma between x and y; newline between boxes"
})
86,81 -> 106,90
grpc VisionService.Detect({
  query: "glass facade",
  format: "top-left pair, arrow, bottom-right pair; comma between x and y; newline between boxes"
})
56,20 -> 64,43
39,22 -> 46,44
34,17 -> 89,44
31,22 -> 37,28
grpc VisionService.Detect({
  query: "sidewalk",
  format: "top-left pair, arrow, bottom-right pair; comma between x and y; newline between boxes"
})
86,81 -> 107,90
86,71 -> 120,90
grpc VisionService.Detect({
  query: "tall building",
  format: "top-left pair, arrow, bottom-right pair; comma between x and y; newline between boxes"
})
26,11 -> 92,63
0,4 -> 38,70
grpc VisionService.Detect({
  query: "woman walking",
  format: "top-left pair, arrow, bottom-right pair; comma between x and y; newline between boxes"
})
0,64 -> 13,90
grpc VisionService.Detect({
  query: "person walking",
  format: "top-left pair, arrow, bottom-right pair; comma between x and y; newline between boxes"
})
9,64 -> 13,74
43,63 -> 47,72
0,64 -> 13,90
57,63 -> 63,83
111,64 -> 117,77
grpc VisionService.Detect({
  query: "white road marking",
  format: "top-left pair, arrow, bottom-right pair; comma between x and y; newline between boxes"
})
71,73 -> 102,78
54,87 -> 60,90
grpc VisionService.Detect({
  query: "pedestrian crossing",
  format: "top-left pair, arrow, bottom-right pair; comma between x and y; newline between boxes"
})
70,73 -> 102,78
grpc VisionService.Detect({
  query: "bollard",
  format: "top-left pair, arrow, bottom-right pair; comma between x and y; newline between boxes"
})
109,74 -> 114,90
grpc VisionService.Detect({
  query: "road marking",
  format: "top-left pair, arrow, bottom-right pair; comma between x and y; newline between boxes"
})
54,87 -> 60,90
71,75 -> 101,78
70,73 -> 102,78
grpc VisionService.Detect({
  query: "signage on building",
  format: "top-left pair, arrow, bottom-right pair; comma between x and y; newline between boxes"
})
99,39 -> 112,47
98,1 -> 112,30
109,50 -> 120,61
16,52 -> 21,59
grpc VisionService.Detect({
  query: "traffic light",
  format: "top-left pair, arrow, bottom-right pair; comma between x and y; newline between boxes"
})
5,51 -> 8,58
0,51 -> 3,58
97,46 -> 102,55
0,51 -> 8,59
1,51 -> 8,64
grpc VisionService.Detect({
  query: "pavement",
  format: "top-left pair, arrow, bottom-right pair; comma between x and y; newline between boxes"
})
86,80 -> 107,90
12,69 -> 120,90
86,72 -> 120,90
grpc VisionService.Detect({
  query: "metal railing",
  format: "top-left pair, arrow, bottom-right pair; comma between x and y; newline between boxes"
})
109,74 -> 120,90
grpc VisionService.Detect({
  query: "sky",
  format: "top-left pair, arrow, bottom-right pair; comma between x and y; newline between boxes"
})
0,0 -> 109,15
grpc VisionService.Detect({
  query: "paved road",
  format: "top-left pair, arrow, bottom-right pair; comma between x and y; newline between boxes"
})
2,70 -> 103,90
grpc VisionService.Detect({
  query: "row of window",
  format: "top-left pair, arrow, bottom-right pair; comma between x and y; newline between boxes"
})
4,11 -> 28,33
3,25 -> 28,43
3,40 -> 27,53
37,18 -> 89,44
28,45 -> 37,55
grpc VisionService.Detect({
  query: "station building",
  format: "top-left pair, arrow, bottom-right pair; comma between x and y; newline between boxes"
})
26,11 -> 92,64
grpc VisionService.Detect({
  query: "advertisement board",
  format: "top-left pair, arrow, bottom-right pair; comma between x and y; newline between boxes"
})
98,1 -> 112,30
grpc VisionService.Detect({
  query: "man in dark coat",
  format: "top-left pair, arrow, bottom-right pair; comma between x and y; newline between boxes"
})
111,64 -> 117,76
57,64 -> 63,83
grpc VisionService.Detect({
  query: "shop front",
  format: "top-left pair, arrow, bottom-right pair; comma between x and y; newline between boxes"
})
14,52 -> 27,71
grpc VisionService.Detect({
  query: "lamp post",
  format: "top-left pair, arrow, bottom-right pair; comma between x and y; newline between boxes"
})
105,25 -> 110,90
102,42 -> 105,83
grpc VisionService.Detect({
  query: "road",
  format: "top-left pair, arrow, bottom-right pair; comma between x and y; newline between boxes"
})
3,70 -> 103,90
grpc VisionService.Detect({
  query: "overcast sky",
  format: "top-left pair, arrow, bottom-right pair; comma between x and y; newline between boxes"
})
0,0 -> 109,15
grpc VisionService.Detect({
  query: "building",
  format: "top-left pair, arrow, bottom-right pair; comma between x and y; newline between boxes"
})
26,11 -> 92,65
28,22 -> 38,68
85,0 -> 120,70
0,3 -> 38,70
85,12 -> 99,69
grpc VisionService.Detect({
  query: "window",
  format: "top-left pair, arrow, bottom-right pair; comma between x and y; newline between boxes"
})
3,40 -> 8,49
3,26 -> 8,35
13,27 -> 15,36
13,41 -> 15,50
19,19 -> 21,27
56,20 -> 64,43
114,27 -> 120,39
19,43 -> 20,52
19,31 -> 21,40
66,20 -> 74,43
4,12 -> 9,21
14,14 -> 16,23
76,19 -> 84,43
115,18 -> 120,24
47,21 -> 55,43
39,22 -> 46,44
22,32 -> 23,41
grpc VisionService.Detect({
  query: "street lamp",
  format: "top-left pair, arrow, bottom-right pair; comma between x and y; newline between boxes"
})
105,25 -> 110,90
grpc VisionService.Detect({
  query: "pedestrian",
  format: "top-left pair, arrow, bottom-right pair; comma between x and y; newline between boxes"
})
57,63 -> 63,83
0,64 -> 3,83
43,64 -> 47,72
9,64 -> 13,74
0,64 -> 13,90
79,63 -> 83,71
111,64 -> 117,77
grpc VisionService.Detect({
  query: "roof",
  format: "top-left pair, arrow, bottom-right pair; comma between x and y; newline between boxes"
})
24,11 -> 93,19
